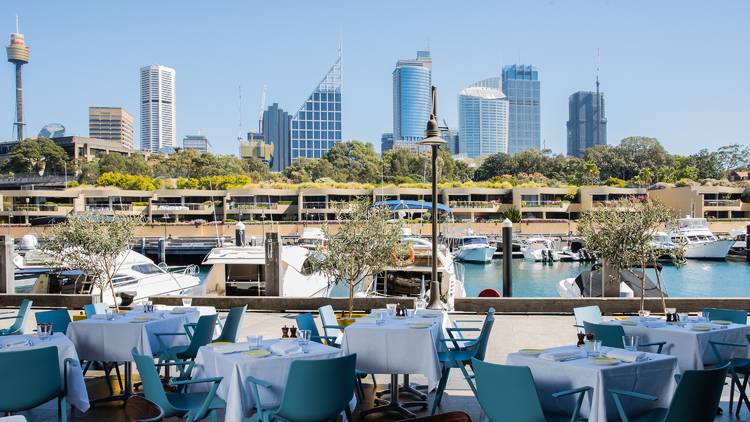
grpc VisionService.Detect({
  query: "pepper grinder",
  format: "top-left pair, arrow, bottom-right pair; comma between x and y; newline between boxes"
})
281,326 -> 289,338
290,326 -> 298,338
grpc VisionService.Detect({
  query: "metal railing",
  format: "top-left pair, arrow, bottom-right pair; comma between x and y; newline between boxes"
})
152,202 -> 214,211
449,200 -> 497,209
704,199 -> 741,207
521,200 -> 565,208
3,204 -> 73,212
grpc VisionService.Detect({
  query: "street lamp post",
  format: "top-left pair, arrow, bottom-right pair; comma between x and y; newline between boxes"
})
417,86 -> 447,310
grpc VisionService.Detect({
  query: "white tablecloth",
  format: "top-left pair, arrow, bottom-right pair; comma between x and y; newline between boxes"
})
620,321 -> 750,371
0,333 -> 90,412
67,308 -> 205,362
507,346 -> 678,422
192,340 -> 342,421
341,312 -> 447,390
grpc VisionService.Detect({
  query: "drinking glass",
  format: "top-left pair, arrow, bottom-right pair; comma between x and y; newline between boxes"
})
247,335 -> 263,350
37,323 -> 49,341
677,313 -> 689,326
182,298 -> 193,307
386,304 -> 397,317
406,309 -> 415,318
376,311 -> 386,326
622,335 -> 639,352
297,330 -> 311,352
638,309 -> 651,321
586,339 -> 602,357
106,309 -> 115,321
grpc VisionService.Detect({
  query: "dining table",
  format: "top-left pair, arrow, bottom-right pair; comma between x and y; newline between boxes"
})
0,333 -> 90,413
615,317 -> 750,371
66,306 -> 211,399
190,339 -> 342,421
507,345 -> 679,422
341,309 -> 447,419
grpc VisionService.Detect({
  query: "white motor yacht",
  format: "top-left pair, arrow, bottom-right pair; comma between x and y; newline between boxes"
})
446,231 -> 496,264
652,217 -> 734,260
521,237 -> 560,262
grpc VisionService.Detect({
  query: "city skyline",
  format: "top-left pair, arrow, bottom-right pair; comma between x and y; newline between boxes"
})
0,1 -> 747,156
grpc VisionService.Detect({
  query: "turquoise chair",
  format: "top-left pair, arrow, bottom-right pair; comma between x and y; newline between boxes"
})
703,307 -> 747,324
583,321 -> 666,353
295,313 -> 338,345
154,313 -> 218,379
211,305 -> 247,343
82,303 -> 107,319
432,307 -> 495,415
0,346 -> 77,421
34,308 -> 71,334
318,304 -> 343,344
573,305 -> 602,334
472,358 -> 591,422
0,299 -> 32,336
608,364 -> 729,422
247,354 -> 356,422
708,334 -> 750,416
131,348 -> 225,422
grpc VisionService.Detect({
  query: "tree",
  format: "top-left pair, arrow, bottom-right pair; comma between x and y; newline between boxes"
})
633,167 -> 654,187
687,149 -> 724,180
3,137 -> 69,175
96,172 -> 159,190
577,199 -> 684,312
98,154 -> 152,176
311,201 -> 403,317
716,144 -> 750,173
382,148 -> 429,183
473,153 -> 515,181
43,214 -> 140,306
282,158 -> 337,183
322,140 -> 382,183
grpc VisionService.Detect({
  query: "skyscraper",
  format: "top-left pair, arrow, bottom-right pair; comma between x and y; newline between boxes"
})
6,17 -> 29,142
182,134 -> 210,153
290,52 -> 342,162
439,125 -> 459,155
458,85 -> 508,158
140,64 -> 176,152
502,65 -> 541,154
263,103 -> 292,172
89,107 -> 135,149
380,133 -> 394,154
566,91 -> 607,157
393,50 -> 432,146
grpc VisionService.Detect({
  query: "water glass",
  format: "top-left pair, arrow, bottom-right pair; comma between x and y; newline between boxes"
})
247,335 -> 263,350
297,329 -> 311,352
622,335 -> 639,352
406,309 -> 415,318
37,323 -> 51,341
586,339 -> 602,357
106,309 -> 115,321
386,303 -> 397,317
182,298 -> 193,307
376,311 -> 386,326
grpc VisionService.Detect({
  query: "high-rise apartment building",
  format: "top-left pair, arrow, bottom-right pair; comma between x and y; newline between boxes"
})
458,85 -> 508,158
566,91 -> 607,158
290,52 -> 342,162
393,50 -> 432,146
502,65 -> 540,154
439,126 -> 459,155
140,64 -> 176,152
89,107 -> 135,149
380,133 -> 394,154
263,103 -> 292,172
182,134 -> 210,153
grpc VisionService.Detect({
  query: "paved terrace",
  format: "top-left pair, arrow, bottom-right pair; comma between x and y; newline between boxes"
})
2,310 -> 749,421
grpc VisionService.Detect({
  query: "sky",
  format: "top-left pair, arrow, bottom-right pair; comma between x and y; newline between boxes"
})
0,0 -> 748,156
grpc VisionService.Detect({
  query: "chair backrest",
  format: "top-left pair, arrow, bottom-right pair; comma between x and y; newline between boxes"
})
574,305 -> 602,333
34,309 -> 71,334
664,364 -> 729,422
83,303 -> 107,318
468,307 -> 496,362
583,321 -> 626,349
183,313 -> 219,359
125,395 -> 165,422
295,313 -> 323,343
276,354 -> 357,422
0,346 -> 62,412
472,358 -> 547,422
703,308 -> 747,324
215,305 -> 247,343
6,299 -> 32,335
131,348 -> 177,417
318,304 -> 339,340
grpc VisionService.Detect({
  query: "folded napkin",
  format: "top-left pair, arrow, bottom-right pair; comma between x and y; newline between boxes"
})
539,351 -> 584,362
91,314 -> 109,320
270,340 -> 303,356
216,343 -> 249,354
2,338 -> 29,349
642,320 -> 667,328
605,349 -> 647,363
417,309 -> 444,317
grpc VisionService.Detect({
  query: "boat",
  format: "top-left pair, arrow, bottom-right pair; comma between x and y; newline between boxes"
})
445,231 -> 497,264
652,217 -> 734,260
297,227 -> 326,250
13,236 -> 201,306
557,264 -> 667,298
727,229 -> 748,261
521,238 -> 560,262
201,244 -> 330,297
363,229 -> 466,309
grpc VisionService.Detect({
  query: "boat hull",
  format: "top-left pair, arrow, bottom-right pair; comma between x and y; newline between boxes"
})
455,245 -> 496,263
684,239 -> 734,260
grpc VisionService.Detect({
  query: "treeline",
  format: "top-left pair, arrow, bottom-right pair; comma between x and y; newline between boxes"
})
1,136 -> 748,190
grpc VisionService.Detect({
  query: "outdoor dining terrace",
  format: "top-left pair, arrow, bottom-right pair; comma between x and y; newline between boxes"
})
0,295 -> 749,421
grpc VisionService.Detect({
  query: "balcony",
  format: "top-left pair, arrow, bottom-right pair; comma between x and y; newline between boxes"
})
1,204 -> 74,215
449,200 -> 499,211
85,203 -> 148,215
521,200 -> 566,208
227,201 -> 293,214
151,202 -> 216,214
704,199 -> 742,208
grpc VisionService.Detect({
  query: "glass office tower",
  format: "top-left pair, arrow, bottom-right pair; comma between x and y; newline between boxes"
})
458,85 -> 508,158
290,53 -> 342,161
502,65 -> 540,154
566,91 -> 607,158
393,51 -> 432,146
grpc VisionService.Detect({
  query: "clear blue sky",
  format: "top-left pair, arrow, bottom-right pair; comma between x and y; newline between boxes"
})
0,0 -> 747,156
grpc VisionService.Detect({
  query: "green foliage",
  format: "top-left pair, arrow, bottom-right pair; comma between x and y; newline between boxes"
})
322,141 -> 382,183
176,175 -> 251,190
604,177 -> 628,187
502,207 -> 522,223
741,187 -> 750,204
96,172 -> 158,191
282,158 -> 337,183
152,149 -> 246,178
2,137 -> 69,176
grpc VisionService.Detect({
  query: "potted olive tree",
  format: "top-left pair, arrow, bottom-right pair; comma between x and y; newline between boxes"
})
44,214 -> 140,309
577,198 -> 684,313
312,200 -> 404,322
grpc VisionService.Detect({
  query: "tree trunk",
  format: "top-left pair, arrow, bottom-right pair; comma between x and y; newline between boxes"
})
640,262 -> 646,313
601,259 -> 621,297
348,281 -> 354,319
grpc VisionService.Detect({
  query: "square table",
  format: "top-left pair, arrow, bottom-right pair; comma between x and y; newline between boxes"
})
342,311 -> 447,418
507,346 -> 679,422
618,320 -> 750,371
0,333 -> 90,413
191,339 -> 342,421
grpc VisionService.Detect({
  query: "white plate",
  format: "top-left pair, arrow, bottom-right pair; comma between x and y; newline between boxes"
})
590,357 -> 620,366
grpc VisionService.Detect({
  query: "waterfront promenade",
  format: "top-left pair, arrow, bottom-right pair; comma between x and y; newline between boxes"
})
2,308 -> 750,421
